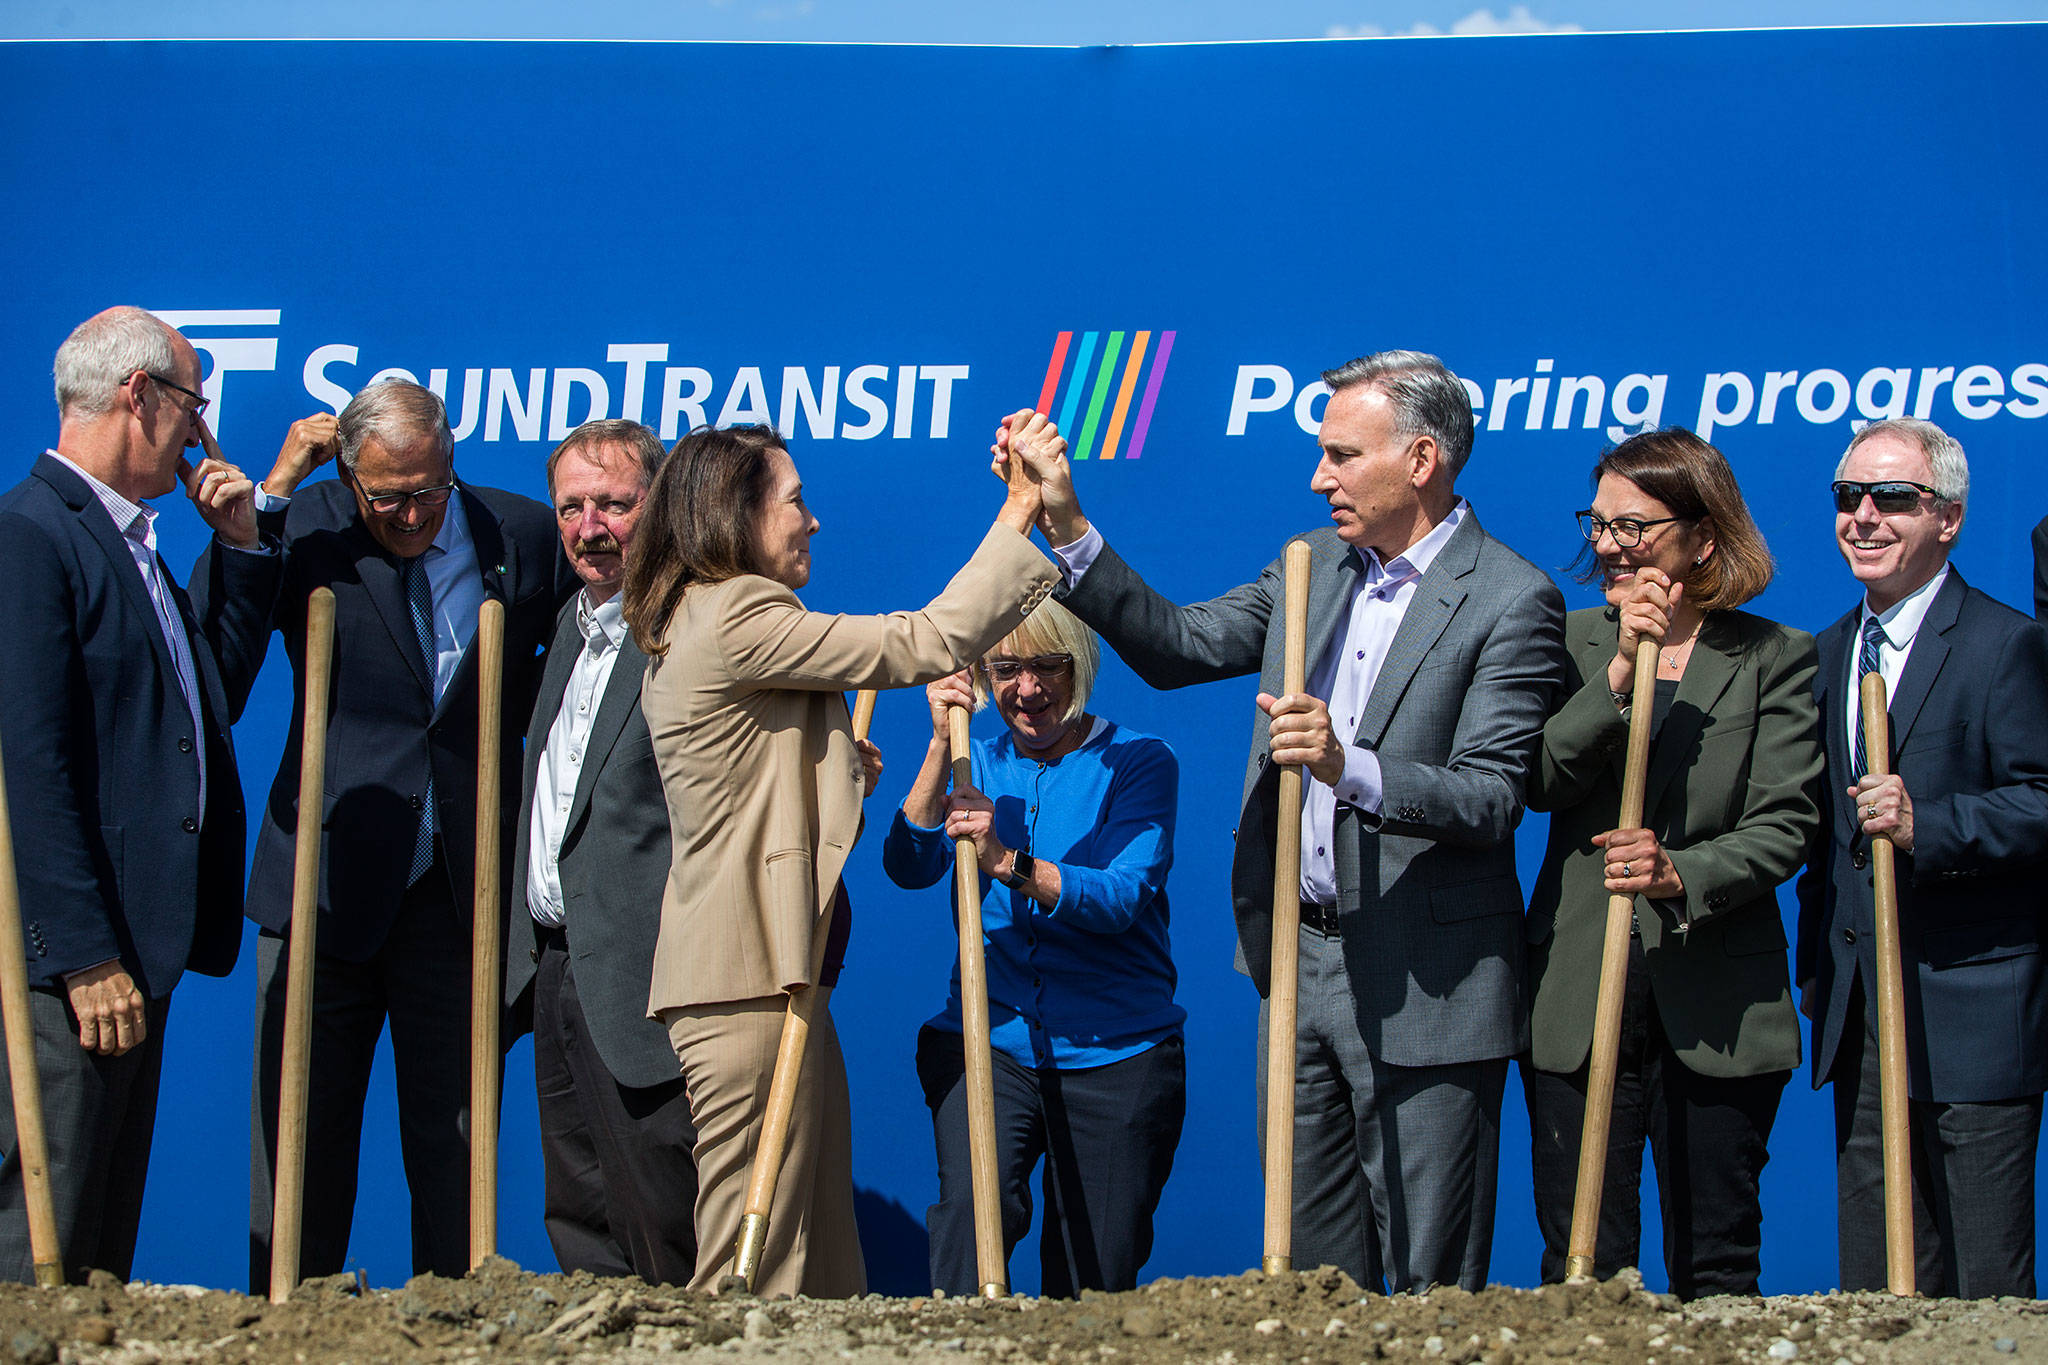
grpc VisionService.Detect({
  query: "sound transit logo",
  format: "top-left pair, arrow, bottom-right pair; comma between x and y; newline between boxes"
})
1034,329 -> 1177,460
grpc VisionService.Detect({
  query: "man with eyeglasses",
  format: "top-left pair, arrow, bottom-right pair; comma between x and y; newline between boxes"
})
193,378 -> 572,1287
0,306 -> 259,1281
999,350 -> 1567,1294
501,420 -> 698,1284
1796,416 -> 2048,1297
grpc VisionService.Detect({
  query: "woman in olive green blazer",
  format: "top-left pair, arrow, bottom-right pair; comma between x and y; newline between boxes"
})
1523,428 -> 1822,1299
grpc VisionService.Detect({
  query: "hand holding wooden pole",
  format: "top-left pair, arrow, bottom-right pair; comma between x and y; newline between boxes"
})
270,588 -> 337,1303
950,703 -> 1009,1298
731,689 -> 879,1291
1565,637 -> 1659,1280
1861,672 -> 1916,1296
0,716 -> 62,1286
1261,538 -> 1314,1275
469,598 -> 506,1271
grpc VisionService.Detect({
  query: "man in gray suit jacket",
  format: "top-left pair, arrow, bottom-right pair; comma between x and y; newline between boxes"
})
506,420 -> 696,1283
1018,351 -> 1566,1292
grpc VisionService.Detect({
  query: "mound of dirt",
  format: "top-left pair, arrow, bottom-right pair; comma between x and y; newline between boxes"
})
3,1258 -> 2044,1364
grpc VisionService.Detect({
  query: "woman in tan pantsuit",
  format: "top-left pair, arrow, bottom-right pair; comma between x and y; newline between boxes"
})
620,417 -> 1061,1296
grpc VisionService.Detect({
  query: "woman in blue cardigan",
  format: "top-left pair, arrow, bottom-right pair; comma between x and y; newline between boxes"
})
882,599 -> 1184,1297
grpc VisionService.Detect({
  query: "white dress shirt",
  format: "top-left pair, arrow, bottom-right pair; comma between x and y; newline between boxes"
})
526,590 -> 628,927
1848,564 -> 1949,759
47,450 -> 205,815
254,480 -> 484,706
1051,501 -> 1470,906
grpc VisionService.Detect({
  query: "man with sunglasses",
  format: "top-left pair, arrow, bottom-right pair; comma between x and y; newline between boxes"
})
998,350 -> 1566,1294
1797,416 -> 2048,1297
192,378 -> 572,1288
0,306 -> 259,1281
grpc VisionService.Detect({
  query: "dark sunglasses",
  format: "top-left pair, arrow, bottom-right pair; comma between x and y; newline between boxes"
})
1831,480 -> 1942,514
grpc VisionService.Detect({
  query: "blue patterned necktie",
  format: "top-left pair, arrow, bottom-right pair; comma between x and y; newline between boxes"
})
402,553 -> 438,885
1852,613 -> 1888,780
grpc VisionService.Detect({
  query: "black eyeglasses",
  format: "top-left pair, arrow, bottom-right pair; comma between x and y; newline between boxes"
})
1576,511 -> 1686,549
983,654 -> 1074,682
146,372 -> 210,415
358,481 -> 457,515
1832,480 -> 1942,514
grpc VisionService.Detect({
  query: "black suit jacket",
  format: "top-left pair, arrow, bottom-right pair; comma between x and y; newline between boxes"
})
0,455 -> 245,997
504,598 -> 681,1090
1796,569 -> 2048,1103
191,477 -> 570,962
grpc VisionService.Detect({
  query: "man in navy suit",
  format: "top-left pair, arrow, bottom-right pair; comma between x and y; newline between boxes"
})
1797,416 -> 2048,1298
0,306 -> 256,1281
504,419 -> 696,1283
193,380 -> 570,1286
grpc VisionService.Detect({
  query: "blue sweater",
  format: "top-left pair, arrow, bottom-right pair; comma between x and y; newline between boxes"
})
882,719 -> 1185,1070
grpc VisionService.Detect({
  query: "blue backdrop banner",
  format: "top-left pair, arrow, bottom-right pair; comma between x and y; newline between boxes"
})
1,26 -> 2043,1294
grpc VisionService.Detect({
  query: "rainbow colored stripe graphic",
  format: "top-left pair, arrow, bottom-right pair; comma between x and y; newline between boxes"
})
1033,329 -> 1176,460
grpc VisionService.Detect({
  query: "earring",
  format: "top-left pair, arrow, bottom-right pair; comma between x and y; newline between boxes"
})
1693,557 -> 1703,566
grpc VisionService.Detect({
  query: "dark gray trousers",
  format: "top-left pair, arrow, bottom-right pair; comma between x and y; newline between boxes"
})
1257,925 -> 1505,1293
533,934 -> 698,1285
0,988 -> 168,1284
1833,978 -> 2041,1297
248,858 -> 473,1291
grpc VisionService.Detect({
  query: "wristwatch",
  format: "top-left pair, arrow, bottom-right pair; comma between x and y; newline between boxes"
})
1000,849 -> 1036,889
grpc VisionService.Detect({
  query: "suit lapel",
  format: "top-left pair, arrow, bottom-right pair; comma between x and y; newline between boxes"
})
526,602 -> 584,789
431,487 -> 510,725
1816,605 -> 1859,843
566,638 -> 647,836
1884,570 -> 1963,753
40,458 -> 188,699
1642,611 -> 1743,817
1304,540 -> 1361,680
1354,515 -> 1477,746
353,521 -> 433,695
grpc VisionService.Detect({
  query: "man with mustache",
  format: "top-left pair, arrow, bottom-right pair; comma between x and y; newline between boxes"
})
503,420 -> 698,1282
1004,350 -> 1566,1293
1798,417 -> 2048,1297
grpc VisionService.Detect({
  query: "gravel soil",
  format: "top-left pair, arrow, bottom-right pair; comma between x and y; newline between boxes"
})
3,1259 -> 2045,1365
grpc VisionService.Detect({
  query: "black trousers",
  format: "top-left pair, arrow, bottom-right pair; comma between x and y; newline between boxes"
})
249,856 -> 473,1290
915,1026 -> 1184,1298
1832,975 -> 2041,1297
1525,938 -> 1788,1299
532,932 -> 698,1285
0,988 -> 169,1283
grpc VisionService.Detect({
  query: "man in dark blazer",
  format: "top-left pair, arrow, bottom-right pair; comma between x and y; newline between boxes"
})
1797,416 -> 2048,1298
1014,350 -> 1566,1292
504,419 -> 696,1283
192,379 -> 570,1287
0,306 -> 255,1281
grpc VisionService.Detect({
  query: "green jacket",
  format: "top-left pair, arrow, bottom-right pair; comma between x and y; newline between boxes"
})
1525,606 -> 1822,1079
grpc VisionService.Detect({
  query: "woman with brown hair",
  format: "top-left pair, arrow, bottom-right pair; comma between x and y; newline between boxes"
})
620,414 -> 1061,1297
1522,427 -> 1823,1297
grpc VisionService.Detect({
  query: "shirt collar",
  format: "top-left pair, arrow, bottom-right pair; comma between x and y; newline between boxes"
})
577,588 -> 627,650
1359,498 -> 1468,582
1861,563 -> 1949,647
46,448 -> 155,550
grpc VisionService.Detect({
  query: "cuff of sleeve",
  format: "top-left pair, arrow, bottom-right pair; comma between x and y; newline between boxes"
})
253,484 -> 291,513
1050,524 -> 1104,587
1333,744 -> 1383,814
219,535 -> 278,556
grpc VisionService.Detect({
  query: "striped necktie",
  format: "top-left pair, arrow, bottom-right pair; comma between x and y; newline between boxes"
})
1852,613 -> 1888,779
402,554 -> 438,885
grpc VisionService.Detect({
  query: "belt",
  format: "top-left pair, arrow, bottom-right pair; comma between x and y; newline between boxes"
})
1300,900 -> 1343,937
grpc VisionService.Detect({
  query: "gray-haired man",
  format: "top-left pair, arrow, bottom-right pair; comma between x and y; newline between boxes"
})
1008,350 -> 1566,1292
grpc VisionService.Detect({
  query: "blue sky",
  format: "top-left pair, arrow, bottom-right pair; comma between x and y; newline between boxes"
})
6,0 -> 2047,42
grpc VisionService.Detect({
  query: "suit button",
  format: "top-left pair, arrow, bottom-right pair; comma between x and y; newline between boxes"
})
530,949 -> 540,964
1851,850 -> 1867,870
1842,928 -> 1857,945
182,817 -> 197,833
178,737 -> 193,753
410,794 -> 425,812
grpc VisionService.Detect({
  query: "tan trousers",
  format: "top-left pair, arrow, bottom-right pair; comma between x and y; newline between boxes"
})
664,990 -> 866,1297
